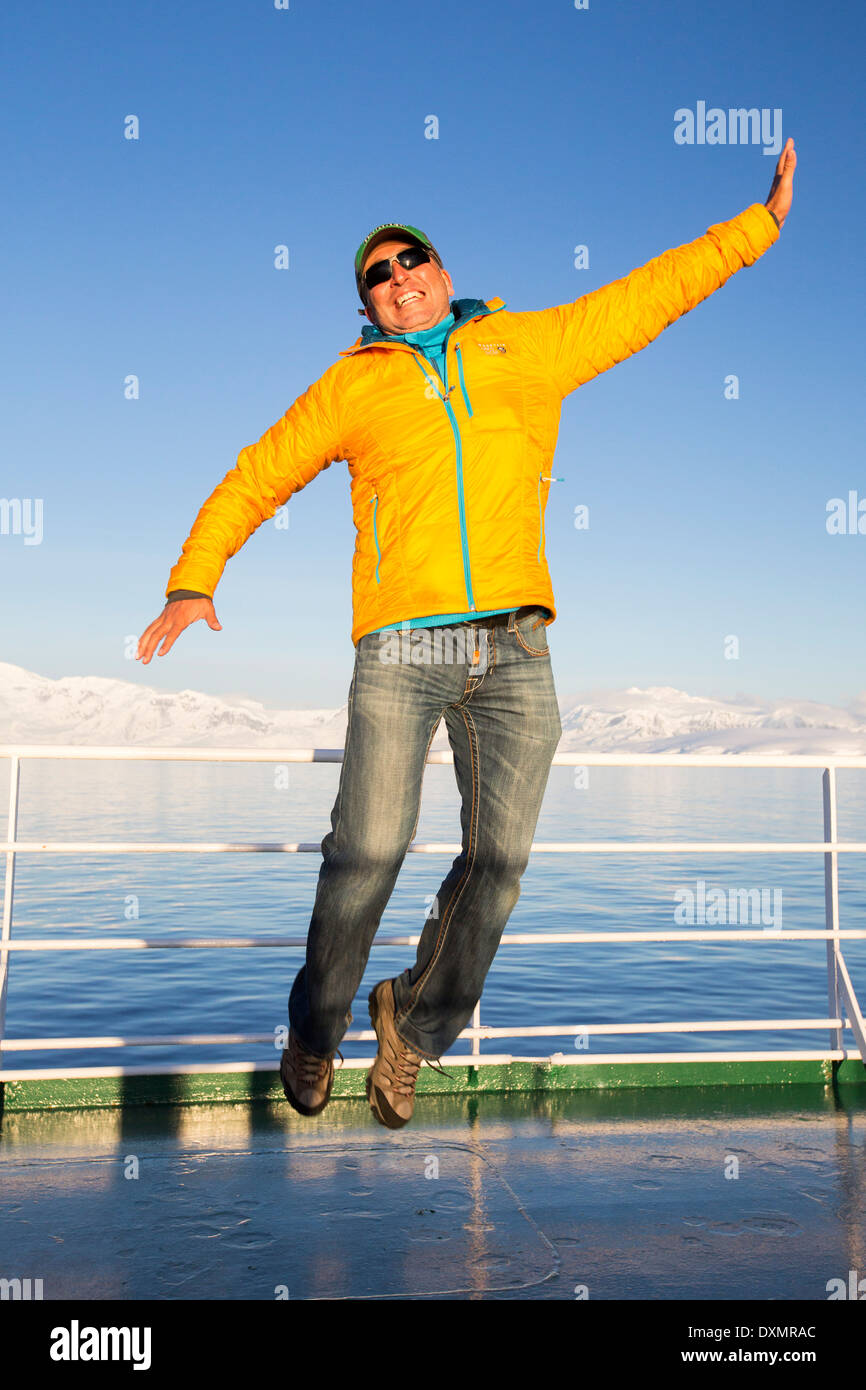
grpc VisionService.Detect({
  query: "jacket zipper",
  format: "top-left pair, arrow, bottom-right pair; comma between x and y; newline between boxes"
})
370,491 -> 381,583
438,312 -> 503,608
441,345 -> 475,610
537,473 -> 563,563
356,303 -> 505,613
454,343 -> 473,416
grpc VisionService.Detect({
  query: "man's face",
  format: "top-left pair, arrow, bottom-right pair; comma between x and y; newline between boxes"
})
362,239 -> 454,335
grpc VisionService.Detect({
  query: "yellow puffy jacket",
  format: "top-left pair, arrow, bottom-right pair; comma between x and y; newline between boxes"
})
166,203 -> 779,645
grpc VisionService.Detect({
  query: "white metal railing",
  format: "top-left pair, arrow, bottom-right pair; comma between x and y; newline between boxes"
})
1,746 -> 865,1082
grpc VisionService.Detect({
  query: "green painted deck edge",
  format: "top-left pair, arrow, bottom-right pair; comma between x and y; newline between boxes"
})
2,1057 -> 865,1111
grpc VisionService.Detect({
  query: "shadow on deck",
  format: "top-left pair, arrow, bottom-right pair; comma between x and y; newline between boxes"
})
2,1083 -> 866,1300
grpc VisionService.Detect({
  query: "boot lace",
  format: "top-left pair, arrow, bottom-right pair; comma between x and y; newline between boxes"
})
290,1032 -> 343,1083
384,1039 -> 454,1096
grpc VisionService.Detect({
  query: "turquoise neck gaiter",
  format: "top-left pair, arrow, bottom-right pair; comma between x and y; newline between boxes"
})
384,309 -> 455,381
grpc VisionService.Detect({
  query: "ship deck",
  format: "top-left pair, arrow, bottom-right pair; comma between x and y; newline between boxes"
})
3,1076 -> 865,1301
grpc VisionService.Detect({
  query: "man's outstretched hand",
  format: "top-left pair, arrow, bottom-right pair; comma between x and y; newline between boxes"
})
136,597 -> 222,665
765,136 -> 797,231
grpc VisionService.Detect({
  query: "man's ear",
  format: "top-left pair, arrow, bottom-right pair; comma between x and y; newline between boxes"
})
441,268 -> 455,298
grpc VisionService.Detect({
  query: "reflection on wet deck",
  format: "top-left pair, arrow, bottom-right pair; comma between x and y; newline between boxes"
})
2,1088 -> 865,1300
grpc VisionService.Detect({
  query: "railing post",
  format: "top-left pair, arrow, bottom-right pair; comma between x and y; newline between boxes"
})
823,767 -> 842,1054
0,754 -> 21,1048
471,1001 -> 481,1059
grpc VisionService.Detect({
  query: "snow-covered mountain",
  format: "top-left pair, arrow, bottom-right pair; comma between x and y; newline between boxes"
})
0,662 -> 349,750
559,686 -> 866,755
1,661 -> 865,755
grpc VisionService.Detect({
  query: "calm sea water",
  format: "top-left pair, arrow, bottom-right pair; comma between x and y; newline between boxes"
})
2,759 -> 865,1069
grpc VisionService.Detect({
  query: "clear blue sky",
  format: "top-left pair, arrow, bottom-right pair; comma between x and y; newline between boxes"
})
2,0 -> 863,710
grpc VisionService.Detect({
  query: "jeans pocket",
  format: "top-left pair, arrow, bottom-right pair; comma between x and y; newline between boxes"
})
512,606 -> 550,656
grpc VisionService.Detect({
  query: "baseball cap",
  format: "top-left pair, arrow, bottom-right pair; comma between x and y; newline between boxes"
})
354,223 -> 443,302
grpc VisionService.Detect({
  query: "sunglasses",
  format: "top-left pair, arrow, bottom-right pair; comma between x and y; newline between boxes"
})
363,245 -> 432,292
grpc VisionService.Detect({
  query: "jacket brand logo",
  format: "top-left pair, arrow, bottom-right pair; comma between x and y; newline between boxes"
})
478,342 -> 507,354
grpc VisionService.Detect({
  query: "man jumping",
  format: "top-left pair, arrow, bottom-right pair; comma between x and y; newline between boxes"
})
137,138 -> 796,1128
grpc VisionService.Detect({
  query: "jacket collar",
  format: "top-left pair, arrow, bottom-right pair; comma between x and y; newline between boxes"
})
339,297 -> 505,357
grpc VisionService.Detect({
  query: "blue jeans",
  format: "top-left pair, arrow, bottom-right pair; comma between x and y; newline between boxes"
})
288,606 -> 562,1060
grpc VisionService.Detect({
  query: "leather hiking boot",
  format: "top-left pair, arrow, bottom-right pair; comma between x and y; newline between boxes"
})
366,980 -> 452,1129
280,1027 -> 339,1117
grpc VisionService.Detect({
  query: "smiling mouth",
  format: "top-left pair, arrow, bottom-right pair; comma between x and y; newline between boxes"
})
395,291 -> 424,307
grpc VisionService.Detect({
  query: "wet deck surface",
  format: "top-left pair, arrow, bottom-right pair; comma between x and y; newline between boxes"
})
2,1086 -> 865,1300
